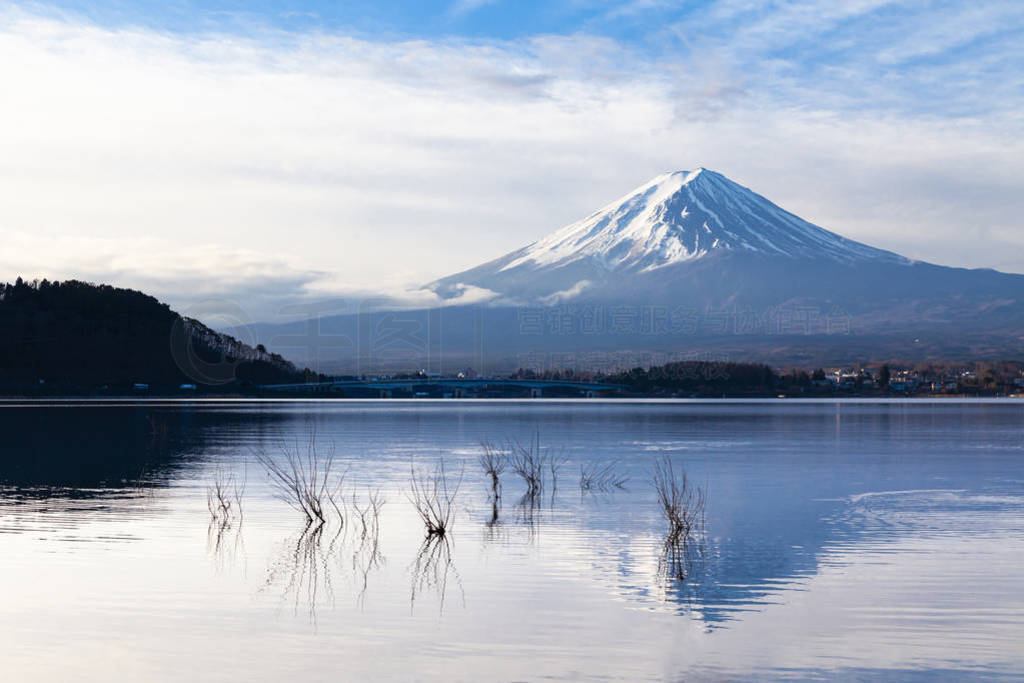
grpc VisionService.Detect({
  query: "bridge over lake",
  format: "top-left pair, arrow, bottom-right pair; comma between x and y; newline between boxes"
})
259,377 -> 627,398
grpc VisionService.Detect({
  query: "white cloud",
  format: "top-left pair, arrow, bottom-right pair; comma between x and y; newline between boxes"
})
0,5 -> 1022,325
540,280 -> 592,305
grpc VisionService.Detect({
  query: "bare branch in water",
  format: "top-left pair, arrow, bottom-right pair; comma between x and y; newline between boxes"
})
478,441 -> 508,501
510,432 -> 546,497
207,465 -> 244,521
255,432 -> 347,527
409,460 -> 463,537
652,456 -> 707,581
233,462 -> 247,521
579,460 -> 628,492
510,431 -> 566,504
548,450 -> 567,493
352,488 -> 386,541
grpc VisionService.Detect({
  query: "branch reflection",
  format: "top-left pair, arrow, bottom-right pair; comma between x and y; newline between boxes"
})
206,516 -> 246,575
262,521 -> 343,627
409,533 -> 463,615
351,489 -> 386,608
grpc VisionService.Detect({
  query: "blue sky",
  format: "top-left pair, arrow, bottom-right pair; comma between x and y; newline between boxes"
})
21,1 -> 703,42
1,1 -> 1023,322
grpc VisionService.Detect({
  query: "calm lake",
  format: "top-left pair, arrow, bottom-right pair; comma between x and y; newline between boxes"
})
1,400 -> 1022,681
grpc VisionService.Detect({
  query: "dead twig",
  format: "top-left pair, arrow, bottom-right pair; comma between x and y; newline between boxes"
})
478,441 -> 508,501
409,460 -> 463,536
579,460 -> 628,492
652,456 -> 707,581
207,465 -> 245,521
256,432 -> 346,527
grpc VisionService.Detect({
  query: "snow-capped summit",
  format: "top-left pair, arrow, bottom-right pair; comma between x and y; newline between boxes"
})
427,168 -> 906,303
500,168 -> 902,273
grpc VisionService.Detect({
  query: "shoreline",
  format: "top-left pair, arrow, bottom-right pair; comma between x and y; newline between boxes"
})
1,395 -> 1022,404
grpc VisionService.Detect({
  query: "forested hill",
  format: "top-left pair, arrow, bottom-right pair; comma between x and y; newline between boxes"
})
0,278 -> 307,392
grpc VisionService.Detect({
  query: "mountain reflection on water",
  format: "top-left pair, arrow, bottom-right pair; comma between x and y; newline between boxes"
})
0,400 -> 1022,680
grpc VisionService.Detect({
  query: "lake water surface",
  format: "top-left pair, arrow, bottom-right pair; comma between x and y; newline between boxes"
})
1,400 -> 1023,680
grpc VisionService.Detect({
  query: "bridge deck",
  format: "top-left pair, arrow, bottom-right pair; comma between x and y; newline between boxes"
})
260,378 -> 625,393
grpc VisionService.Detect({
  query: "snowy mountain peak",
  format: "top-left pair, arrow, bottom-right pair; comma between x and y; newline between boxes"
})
496,168 -> 902,275
426,169 -> 909,304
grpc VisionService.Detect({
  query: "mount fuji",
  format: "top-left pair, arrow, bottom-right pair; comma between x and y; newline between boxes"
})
423,168 -> 1024,331
428,168 -> 909,305
241,169 -> 1024,372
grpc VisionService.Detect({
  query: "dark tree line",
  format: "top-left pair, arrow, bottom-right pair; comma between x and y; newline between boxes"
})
605,361 -> 780,395
0,278 -> 305,391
